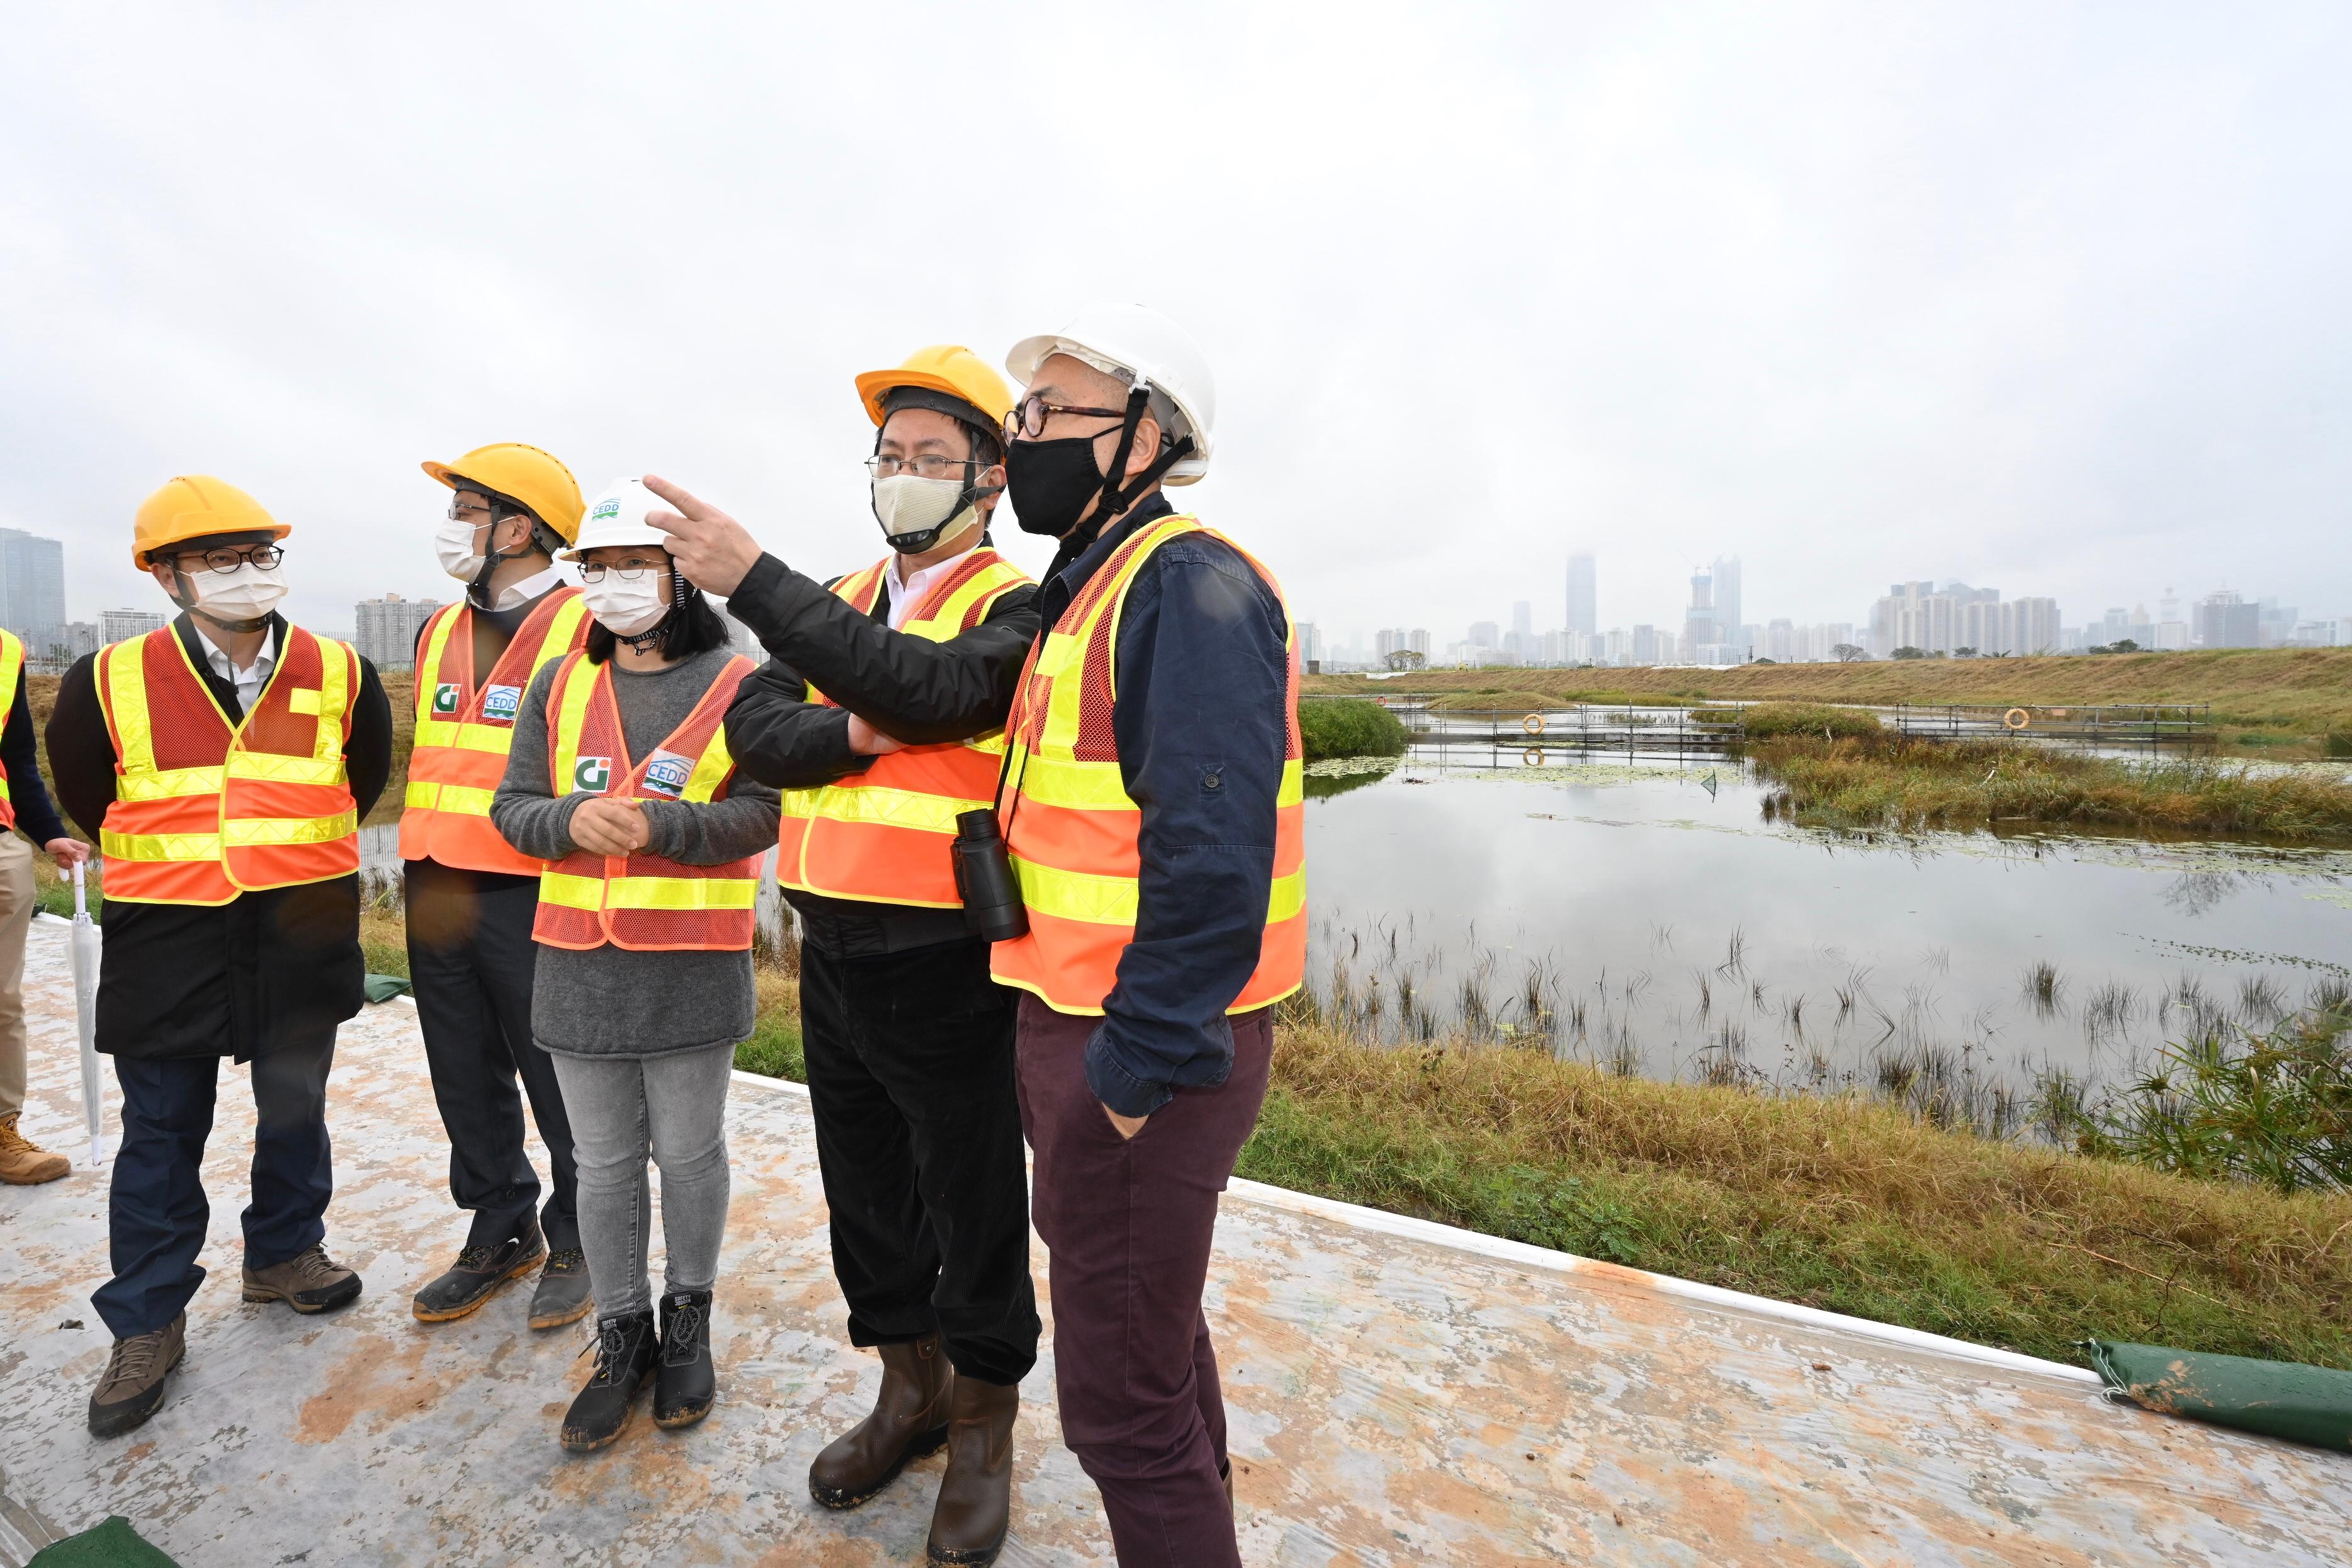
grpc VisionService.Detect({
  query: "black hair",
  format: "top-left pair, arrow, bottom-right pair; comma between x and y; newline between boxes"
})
876,388 -> 1004,471
583,580 -> 733,665
453,482 -> 567,558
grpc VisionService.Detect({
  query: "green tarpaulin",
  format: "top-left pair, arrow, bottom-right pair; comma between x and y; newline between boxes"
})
363,973 -> 412,1003
28,1516 -> 180,1568
2089,1340 -> 2352,1452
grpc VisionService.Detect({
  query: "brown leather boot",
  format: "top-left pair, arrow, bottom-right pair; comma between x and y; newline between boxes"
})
925,1376 -> 1017,1566
808,1333 -> 953,1509
0,1112 -> 68,1185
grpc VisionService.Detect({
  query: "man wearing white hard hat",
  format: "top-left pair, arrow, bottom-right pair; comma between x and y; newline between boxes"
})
991,305 -> 1304,1567
488,478 -> 778,1452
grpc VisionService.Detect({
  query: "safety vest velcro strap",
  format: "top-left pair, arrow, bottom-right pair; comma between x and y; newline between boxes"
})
604,876 -> 757,911
406,781 -> 498,816
799,783 -> 989,836
1011,857 -> 1139,925
115,766 -> 228,801
225,752 -> 348,786
223,811 -> 359,847
101,829 -> 223,862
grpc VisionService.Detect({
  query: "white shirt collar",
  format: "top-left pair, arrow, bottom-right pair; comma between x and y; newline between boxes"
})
191,617 -> 280,682
479,562 -> 568,612
883,541 -> 979,632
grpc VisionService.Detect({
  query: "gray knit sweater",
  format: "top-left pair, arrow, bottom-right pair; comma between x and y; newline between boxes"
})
491,647 -> 781,1059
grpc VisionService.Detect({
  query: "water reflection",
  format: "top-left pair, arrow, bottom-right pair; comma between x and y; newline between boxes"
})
1303,760 -> 2352,1117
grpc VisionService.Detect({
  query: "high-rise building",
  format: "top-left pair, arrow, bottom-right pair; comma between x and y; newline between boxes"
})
1296,621 -> 1322,669
0,528 -> 67,646
1709,556 -> 1741,644
1468,619 -> 1499,651
1407,628 -> 1430,657
1566,553 -> 1597,637
98,607 -> 167,645
2195,591 -> 2259,649
1683,570 -> 1719,655
356,593 -> 444,672
1511,600 -> 1532,639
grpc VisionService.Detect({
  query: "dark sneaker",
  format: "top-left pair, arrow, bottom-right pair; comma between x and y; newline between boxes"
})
412,1227 -> 546,1323
562,1310 -> 660,1453
653,1290 -> 715,1430
242,1243 -> 363,1314
810,1333 -> 954,1509
529,1249 -> 594,1330
88,1313 -> 186,1438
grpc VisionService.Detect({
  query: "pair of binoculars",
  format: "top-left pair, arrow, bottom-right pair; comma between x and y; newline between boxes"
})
951,809 -> 1029,942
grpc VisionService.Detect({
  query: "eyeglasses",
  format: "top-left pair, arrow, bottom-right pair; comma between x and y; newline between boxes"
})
1005,393 -> 1128,441
447,499 -> 506,523
866,454 -> 981,482
172,544 -> 285,573
577,557 -> 667,582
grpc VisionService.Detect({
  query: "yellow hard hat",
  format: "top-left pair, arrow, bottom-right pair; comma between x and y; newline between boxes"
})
853,345 -> 1014,436
421,443 -> 585,543
133,475 -> 289,570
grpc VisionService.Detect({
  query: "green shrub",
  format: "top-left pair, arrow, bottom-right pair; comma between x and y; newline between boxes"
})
1734,702 -> 1883,740
2326,731 -> 2352,760
1299,698 -> 1408,760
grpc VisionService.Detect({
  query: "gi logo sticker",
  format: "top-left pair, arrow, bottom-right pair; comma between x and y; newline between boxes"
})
431,683 -> 461,715
641,749 -> 694,800
573,756 -> 613,794
481,684 -> 522,723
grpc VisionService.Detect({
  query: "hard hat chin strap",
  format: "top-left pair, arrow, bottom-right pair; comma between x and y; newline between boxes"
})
467,500 -> 536,611
1089,382 -> 1196,531
167,567 -> 271,636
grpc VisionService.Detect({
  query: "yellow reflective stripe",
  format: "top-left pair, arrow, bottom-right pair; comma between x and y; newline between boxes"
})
1098,517 -> 1201,705
225,752 -> 346,786
452,723 -> 521,755
1267,866 -> 1307,923
604,876 -> 757,911
410,781 -> 496,815
0,630 -> 23,723
680,725 -> 735,804
551,657 -> 599,796
539,871 -> 606,910
414,717 -> 463,748
414,604 -> 461,723
776,787 -> 822,822
115,765 -> 225,801
1277,757 -> 1303,807
101,829 -> 222,861
101,639 -> 159,777
311,638 -> 352,759
1016,755 -> 1134,811
905,559 -> 1031,640
802,783 -> 988,835
1011,856 -> 1138,925
536,595 -> 590,667
222,811 -> 357,847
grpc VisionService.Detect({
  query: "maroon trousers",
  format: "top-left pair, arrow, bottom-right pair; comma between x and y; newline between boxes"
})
1014,995 -> 1273,1568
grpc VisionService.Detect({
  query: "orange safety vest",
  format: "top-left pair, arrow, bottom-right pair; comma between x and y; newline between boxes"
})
533,650 -> 760,952
0,629 -> 23,831
400,587 -> 591,875
989,516 -> 1305,1015
774,547 -> 1034,908
94,623 -> 361,906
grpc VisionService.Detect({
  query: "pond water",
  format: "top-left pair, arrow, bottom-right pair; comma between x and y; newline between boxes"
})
1303,752 -> 2352,1124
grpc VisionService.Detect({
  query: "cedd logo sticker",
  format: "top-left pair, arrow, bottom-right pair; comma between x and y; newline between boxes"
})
482,684 -> 522,723
641,750 -> 693,799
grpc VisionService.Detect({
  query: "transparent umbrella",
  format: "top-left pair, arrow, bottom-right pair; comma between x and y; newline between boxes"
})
71,860 -> 106,1165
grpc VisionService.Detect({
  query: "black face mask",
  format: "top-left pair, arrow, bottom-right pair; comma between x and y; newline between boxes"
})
1005,436 -> 1108,538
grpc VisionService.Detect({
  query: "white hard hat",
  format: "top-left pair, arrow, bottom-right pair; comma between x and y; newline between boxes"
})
563,478 -> 672,560
1006,303 -> 1216,485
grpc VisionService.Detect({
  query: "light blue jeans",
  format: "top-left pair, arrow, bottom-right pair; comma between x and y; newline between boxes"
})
547,1044 -> 733,1317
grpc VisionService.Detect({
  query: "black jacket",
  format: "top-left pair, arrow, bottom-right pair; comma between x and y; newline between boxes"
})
47,613 -> 393,1061
722,543 -> 1041,956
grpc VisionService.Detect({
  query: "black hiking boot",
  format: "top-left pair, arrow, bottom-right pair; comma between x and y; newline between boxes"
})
653,1289 -> 715,1430
562,1309 -> 659,1453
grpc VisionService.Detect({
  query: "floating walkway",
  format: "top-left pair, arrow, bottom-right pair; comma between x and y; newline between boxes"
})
3,920 -> 2347,1565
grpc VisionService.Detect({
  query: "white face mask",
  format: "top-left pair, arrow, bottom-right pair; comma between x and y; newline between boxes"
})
188,561 -> 289,625
582,573 -> 668,636
436,514 -> 487,582
871,473 -> 978,551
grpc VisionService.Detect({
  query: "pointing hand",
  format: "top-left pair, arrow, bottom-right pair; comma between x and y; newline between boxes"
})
643,475 -> 765,599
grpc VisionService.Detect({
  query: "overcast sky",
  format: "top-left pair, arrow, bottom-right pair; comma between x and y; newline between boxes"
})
6,3 -> 2348,648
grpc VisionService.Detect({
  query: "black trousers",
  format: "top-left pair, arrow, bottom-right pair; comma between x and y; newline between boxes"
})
94,1032 -> 336,1340
405,859 -> 580,1252
801,932 -> 1039,1387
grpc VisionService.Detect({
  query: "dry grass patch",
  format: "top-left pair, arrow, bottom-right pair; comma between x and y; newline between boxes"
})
1242,1018 -> 2352,1368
